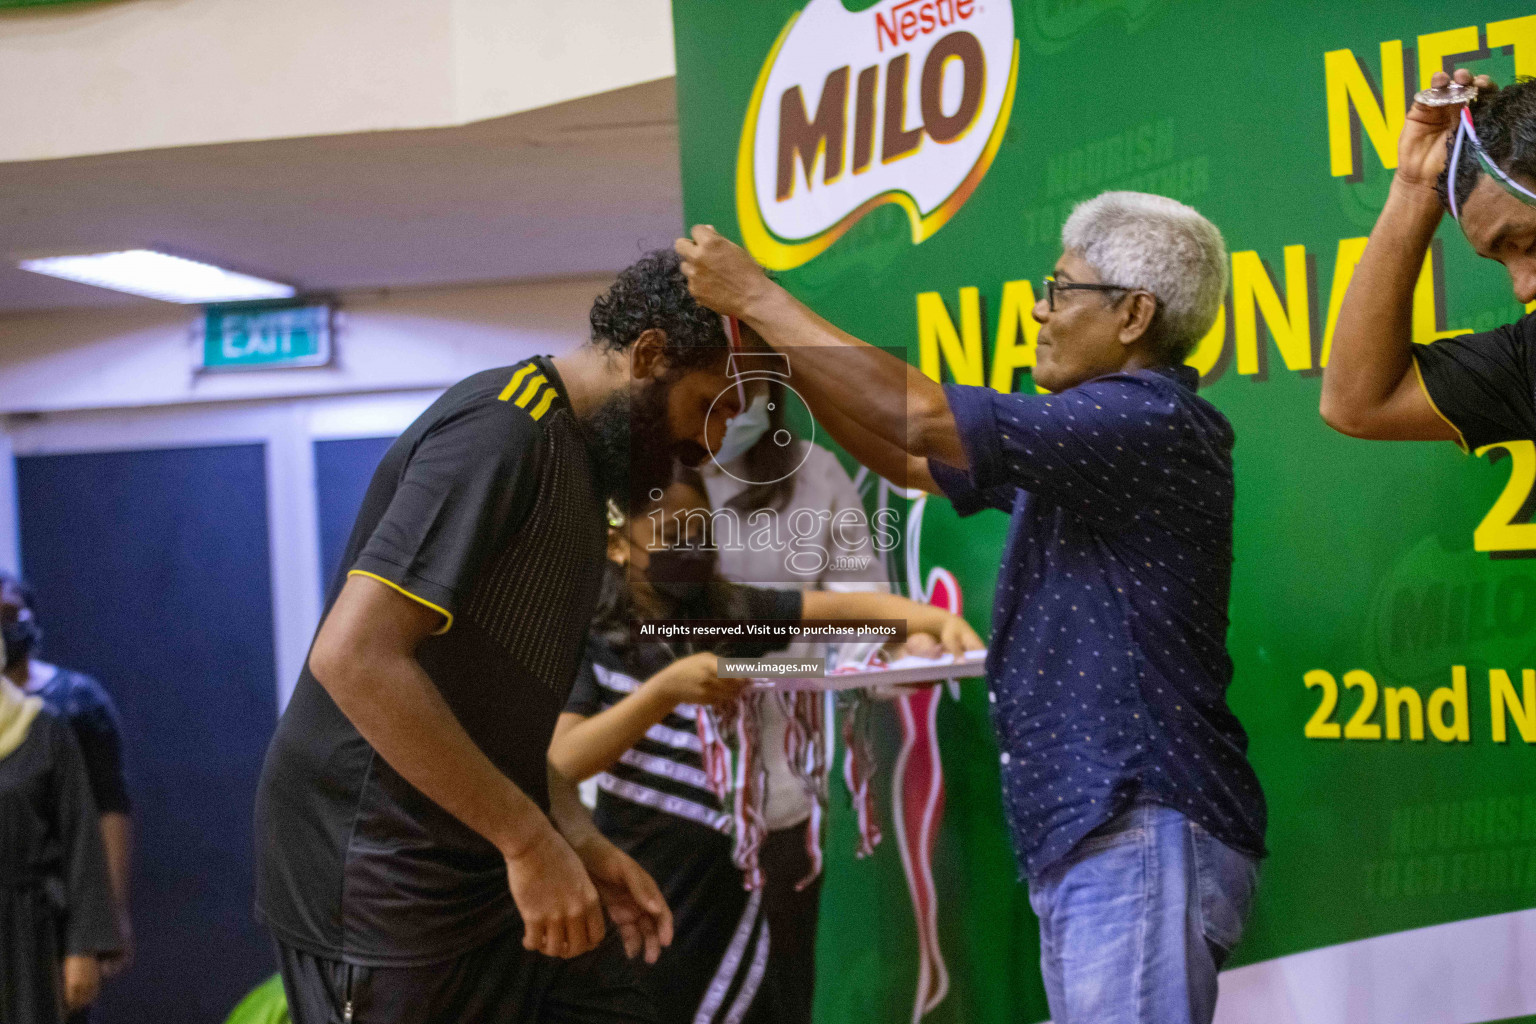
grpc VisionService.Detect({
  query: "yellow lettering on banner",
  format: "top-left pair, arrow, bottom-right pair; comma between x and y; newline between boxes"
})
989,279 -> 1040,392
1489,16 -> 1536,78
1320,237 -> 1369,368
1325,42 -> 1406,177
1490,668 -> 1536,744
1343,670 -> 1384,740
1185,304 -> 1226,378
1233,246 -> 1311,375
917,288 -> 984,385
1304,670 -> 1342,739
1417,26 -> 1481,89
1429,666 -> 1471,743
1385,686 -> 1425,741
1474,440 -> 1536,553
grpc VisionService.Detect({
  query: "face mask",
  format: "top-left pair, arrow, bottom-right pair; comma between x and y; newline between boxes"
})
1,612 -> 40,665
645,546 -> 716,606
712,392 -> 771,468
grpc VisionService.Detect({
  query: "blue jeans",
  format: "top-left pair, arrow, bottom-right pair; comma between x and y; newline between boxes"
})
1027,803 -> 1259,1024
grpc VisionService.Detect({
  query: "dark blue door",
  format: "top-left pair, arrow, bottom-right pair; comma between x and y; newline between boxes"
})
314,436 -> 396,591
17,444 -> 277,1024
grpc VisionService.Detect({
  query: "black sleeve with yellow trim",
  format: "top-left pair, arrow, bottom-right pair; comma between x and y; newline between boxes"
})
351,397 -> 541,634
1413,314 -> 1536,453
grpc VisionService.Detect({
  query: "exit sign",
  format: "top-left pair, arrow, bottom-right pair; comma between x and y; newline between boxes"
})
202,303 -> 332,371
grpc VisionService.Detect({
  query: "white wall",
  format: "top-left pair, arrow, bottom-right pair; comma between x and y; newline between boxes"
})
0,275 -> 609,414
452,0 -> 677,126
0,0 -> 675,163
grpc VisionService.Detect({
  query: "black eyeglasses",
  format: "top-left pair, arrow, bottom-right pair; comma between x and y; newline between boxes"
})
1044,278 -> 1159,312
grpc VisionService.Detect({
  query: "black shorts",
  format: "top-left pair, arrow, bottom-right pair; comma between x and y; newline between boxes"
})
276,929 -> 658,1024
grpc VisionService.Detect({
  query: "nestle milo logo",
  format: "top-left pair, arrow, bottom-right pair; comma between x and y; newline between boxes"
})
737,0 -> 1019,271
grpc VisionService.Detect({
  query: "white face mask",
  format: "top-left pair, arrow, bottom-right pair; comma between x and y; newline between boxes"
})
712,392 -> 771,467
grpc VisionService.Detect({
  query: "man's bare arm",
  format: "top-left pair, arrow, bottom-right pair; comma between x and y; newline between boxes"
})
792,378 -> 945,493
1319,183 -> 1455,440
1320,68 -> 1492,442
677,227 -> 967,469
310,574 -> 604,959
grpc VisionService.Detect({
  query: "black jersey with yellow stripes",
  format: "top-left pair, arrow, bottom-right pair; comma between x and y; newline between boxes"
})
254,356 -> 608,967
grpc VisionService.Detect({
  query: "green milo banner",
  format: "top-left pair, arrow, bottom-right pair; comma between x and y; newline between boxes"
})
672,3 -> 1536,1022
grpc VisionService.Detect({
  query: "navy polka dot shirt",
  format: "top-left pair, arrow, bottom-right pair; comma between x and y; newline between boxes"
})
930,364 -> 1267,880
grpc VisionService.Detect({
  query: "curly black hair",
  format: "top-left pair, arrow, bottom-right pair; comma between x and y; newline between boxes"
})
589,249 -> 729,372
1439,78 -> 1536,213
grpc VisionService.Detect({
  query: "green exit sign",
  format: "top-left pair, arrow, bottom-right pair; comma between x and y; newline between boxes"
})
202,303 -> 333,372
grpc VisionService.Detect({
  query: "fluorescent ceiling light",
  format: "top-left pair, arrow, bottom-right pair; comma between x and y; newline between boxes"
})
19,250 -> 296,304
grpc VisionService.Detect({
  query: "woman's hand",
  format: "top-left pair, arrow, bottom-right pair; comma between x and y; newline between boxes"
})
651,652 -> 748,708
62,954 -> 101,1012
1395,68 -> 1497,194
937,613 -> 984,657
907,611 -> 983,658
899,633 -> 944,659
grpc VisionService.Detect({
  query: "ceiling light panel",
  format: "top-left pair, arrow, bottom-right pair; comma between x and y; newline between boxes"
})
18,250 -> 296,304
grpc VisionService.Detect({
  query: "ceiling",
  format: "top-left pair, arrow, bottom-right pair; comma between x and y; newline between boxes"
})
0,78 -> 684,315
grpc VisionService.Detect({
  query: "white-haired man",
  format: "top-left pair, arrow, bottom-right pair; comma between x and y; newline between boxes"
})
677,191 -> 1267,1024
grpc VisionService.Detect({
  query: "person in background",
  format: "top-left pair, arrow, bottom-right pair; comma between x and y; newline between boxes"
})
1,571 -> 134,1010
700,375 -> 890,1022
549,468 -> 979,1024
677,191 -> 1269,1024
1,612 -> 122,1023
1319,69 -> 1520,451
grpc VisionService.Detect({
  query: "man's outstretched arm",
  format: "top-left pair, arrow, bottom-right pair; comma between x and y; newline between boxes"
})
310,574 -> 605,960
1320,68 -> 1491,441
676,226 -> 967,473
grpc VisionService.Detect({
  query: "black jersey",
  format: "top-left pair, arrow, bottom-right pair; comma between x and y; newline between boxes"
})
1414,312 -> 1536,451
255,357 -> 607,967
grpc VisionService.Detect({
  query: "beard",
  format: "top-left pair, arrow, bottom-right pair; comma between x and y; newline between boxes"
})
580,378 -> 707,514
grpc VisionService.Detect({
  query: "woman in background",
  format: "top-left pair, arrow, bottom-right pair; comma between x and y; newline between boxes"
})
700,377 -> 891,1023
549,469 -> 976,1023
0,629 -> 121,1023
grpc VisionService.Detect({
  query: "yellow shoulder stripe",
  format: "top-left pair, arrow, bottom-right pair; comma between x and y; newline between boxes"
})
528,387 -> 557,421
514,375 -> 548,409
348,570 -> 453,635
1411,355 -> 1469,455
498,364 -> 536,402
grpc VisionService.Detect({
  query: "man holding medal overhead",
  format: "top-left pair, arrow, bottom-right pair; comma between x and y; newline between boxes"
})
1321,68 -> 1525,447
677,190 -> 1268,1024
